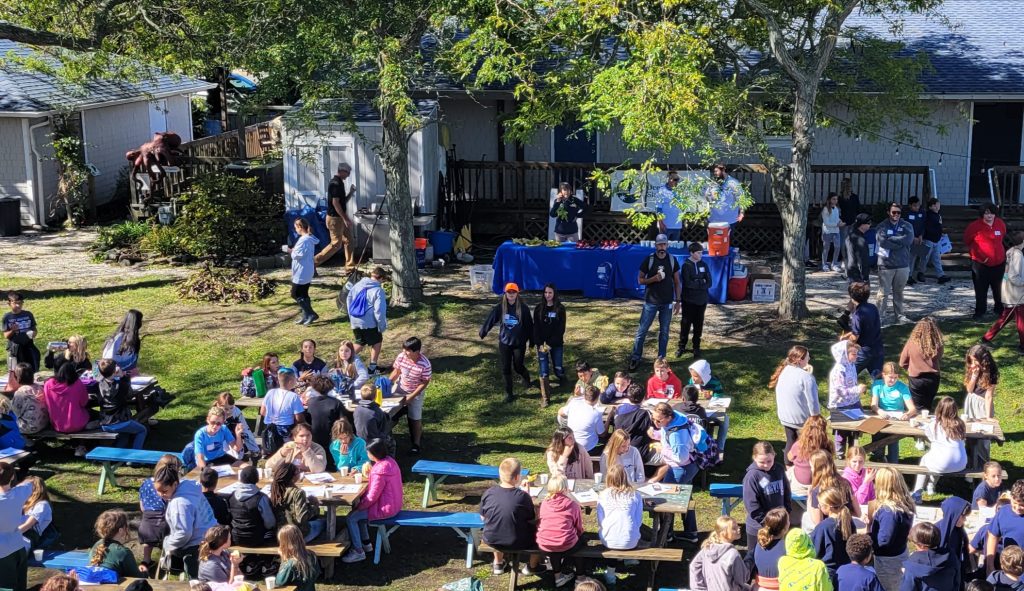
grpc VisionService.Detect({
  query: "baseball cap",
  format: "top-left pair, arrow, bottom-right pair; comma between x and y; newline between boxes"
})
854,213 -> 872,226
504,282 -> 520,293
655,234 -> 669,244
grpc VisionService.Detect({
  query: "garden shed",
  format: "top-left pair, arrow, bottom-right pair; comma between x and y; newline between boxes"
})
282,100 -> 442,252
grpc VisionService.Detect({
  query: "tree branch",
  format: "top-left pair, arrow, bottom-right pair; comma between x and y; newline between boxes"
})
811,0 -> 859,81
742,0 -> 806,85
0,22 -> 97,51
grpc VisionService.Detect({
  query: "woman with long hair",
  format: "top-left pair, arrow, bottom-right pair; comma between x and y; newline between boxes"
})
599,429 -> 645,484
963,344 -> 998,467
197,525 -> 240,583
912,396 -> 967,498
480,282 -> 533,403
899,317 -> 944,412
533,283 -> 567,403
103,310 -> 143,375
328,341 -> 368,400
821,192 -> 842,272
87,510 -> 144,578
44,335 -> 90,375
787,416 -> 831,495
868,467 -> 915,591
545,427 -> 595,480
754,508 -> 790,590
284,217 -> 320,325
275,525 -> 320,591
805,450 -> 861,528
269,462 -> 324,543
770,346 -> 820,463
811,487 -> 855,589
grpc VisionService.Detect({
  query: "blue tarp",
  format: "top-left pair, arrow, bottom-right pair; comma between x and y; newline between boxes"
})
285,205 -> 329,247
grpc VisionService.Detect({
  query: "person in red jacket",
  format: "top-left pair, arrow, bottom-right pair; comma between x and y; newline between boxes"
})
645,357 -> 683,400
964,204 -> 1008,319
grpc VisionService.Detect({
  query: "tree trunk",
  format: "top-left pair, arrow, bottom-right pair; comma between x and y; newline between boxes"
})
379,103 -> 423,307
776,85 -> 818,320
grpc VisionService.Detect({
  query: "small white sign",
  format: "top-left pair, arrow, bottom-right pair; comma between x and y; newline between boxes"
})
751,279 -> 777,302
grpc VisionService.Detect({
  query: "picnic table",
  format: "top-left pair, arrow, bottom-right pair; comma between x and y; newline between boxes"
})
89,579 -> 296,591
412,460 -> 530,508
829,408 -> 1004,458
236,395 -> 404,436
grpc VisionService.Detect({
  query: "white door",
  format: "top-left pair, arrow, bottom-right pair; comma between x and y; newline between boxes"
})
148,99 -> 168,135
285,145 -> 325,209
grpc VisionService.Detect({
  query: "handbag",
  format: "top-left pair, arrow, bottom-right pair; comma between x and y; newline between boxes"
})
937,233 -> 953,255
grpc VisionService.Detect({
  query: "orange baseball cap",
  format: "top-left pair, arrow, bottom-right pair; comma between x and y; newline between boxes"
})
504,282 -> 520,293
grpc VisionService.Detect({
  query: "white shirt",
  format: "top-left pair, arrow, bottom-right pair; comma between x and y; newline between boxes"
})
565,399 -> 604,452
598,488 -> 644,550
599,446 -> 646,484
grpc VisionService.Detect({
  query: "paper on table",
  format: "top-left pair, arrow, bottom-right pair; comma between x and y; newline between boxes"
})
980,506 -> 996,521
529,486 -> 544,498
637,483 -> 669,496
302,486 -> 328,498
0,448 -> 21,460
970,422 -> 995,434
838,408 -> 865,421
915,506 -> 941,523
211,465 -> 235,477
707,397 -> 732,409
304,472 -> 336,483
573,490 -> 599,503
335,484 -> 363,494
567,479 -> 575,492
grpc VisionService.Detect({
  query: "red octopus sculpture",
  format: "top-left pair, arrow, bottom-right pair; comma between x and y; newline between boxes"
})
125,132 -> 183,186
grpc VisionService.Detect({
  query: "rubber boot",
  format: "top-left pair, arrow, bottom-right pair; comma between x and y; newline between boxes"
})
540,376 -> 550,408
299,298 -> 319,325
293,298 -> 310,324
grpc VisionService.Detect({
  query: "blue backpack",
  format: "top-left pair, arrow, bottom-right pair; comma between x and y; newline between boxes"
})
348,287 -> 370,317
375,375 -> 392,399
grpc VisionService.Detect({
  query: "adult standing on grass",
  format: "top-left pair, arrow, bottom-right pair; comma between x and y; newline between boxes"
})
389,337 -> 430,454
845,214 -> 873,285
770,345 -> 820,463
533,283 -> 567,405
837,178 -> 861,270
314,162 -> 357,271
0,461 -> 31,591
875,202 -> 914,325
965,203 -> 1008,320
284,218 -> 320,325
981,230 -> 1024,353
480,283 -> 533,404
899,317 -> 944,414
629,234 -> 681,371
347,267 -> 388,374
676,242 -> 711,359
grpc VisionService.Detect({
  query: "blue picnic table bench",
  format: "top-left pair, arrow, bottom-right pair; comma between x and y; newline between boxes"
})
85,447 -> 183,495
29,550 -> 92,570
411,460 -> 529,508
709,482 -> 806,516
370,510 -> 483,567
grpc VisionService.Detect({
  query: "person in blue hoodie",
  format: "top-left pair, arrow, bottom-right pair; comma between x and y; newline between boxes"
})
742,441 -> 792,568
284,218 -> 320,325
936,496 -> 972,591
900,522 -> 956,591
153,463 -> 218,579
848,282 -> 884,378
813,487 -> 856,589
650,402 -> 701,542
839,533 -> 886,591
480,283 -> 533,403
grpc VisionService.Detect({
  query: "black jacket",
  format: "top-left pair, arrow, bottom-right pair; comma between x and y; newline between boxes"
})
924,210 -> 944,243
845,227 -> 871,283
95,376 -> 134,426
838,193 -> 861,225
532,302 -> 566,348
613,404 -> 655,462
480,301 -> 533,348
549,197 -> 585,235
680,258 -> 711,306
353,400 -> 391,444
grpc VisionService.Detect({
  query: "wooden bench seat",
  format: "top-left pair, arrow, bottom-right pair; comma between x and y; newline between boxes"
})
479,536 -> 683,591
28,429 -> 118,442
370,510 -> 483,567
233,536 -> 349,558
86,448 -> 183,495
834,458 -> 1006,481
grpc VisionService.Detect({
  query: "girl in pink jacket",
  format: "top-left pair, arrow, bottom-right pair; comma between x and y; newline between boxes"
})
536,474 -> 584,588
341,439 -> 402,563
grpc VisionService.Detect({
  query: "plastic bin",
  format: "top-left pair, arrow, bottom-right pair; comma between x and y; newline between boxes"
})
469,264 -> 494,291
415,237 -> 428,269
0,198 -> 20,237
727,276 -> 749,301
428,231 -> 456,257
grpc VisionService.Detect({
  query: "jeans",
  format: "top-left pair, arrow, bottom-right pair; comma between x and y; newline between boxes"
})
876,267 -> 909,317
839,226 -> 851,266
346,509 -> 370,549
922,240 -> 946,277
856,347 -> 884,379
714,414 -> 730,452
822,233 -> 840,269
305,518 -> 325,543
101,420 -> 148,449
663,462 -> 699,533
871,433 -> 900,463
537,346 -> 565,379
972,261 -> 1005,316
910,242 -> 930,277
631,302 -> 673,362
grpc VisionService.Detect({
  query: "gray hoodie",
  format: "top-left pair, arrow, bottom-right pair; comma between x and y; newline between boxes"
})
875,218 -> 915,269
774,364 -> 821,429
690,542 -> 751,591
163,480 -> 218,552
347,277 -> 387,331
233,482 -> 276,530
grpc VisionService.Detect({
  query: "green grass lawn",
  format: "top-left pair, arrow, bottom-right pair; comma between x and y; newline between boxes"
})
2,269 -> 1022,591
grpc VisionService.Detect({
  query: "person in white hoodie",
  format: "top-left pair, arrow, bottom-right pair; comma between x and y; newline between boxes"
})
597,465 -> 644,586
153,464 -> 218,579
821,193 -> 843,272
828,339 -> 866,459
981,230 -> 1024,354
690,515 -> 751,591
346,267 -> 388,374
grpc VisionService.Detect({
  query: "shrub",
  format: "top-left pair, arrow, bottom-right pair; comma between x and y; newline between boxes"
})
92,221 -> 151,252
177,264 -> 275,303
140,224 -> 188,257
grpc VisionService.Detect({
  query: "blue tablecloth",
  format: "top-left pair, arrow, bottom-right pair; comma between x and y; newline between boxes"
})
491,242 -> 737,303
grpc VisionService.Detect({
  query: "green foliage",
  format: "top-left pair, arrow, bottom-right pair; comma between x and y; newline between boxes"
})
49,123 -> 90,228
91,221 -> 150,253
177,264 -> 274,303
139,224 -> 188,258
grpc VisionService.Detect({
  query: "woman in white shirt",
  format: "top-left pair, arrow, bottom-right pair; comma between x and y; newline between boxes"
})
599,429 -> 646,484
821,192 -> 842,272
0,462 -> 33,591
597,464 -> 644,585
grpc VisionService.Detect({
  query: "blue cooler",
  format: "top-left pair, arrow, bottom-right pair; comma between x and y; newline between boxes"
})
428,231 -> 456,257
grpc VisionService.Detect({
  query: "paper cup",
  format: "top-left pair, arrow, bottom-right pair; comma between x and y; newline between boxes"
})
265,576 -> 276,591
595,472 -> 604,485
355,473 -> 363,484
539,474 -> 549,485
234,576 -> 245,584
280,244 -> 289,253
33,549 -> 43,562
340,466 -> 349,477
921,410 -> 929,419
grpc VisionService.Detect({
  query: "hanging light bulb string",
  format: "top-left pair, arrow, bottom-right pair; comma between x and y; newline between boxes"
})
820,111 -> 971,163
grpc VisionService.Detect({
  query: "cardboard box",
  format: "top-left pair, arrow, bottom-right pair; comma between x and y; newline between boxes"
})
751,279 -> 777,302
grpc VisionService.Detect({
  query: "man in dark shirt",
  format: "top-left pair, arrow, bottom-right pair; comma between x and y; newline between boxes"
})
845,213 -> 873,285
480,458 -> 542,575
303,376 -> 344,470
677,242 -> 711,359
922,198 -> 951,284
314,162 -> 356,270
629,234 -> 681,371
905,196 -> 928,285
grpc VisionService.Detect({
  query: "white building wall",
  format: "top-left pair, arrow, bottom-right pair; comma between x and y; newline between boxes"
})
82,101 -> 154,204
0,119 -> 32,223
29,122 -> 58,224
163,95 -> 194,142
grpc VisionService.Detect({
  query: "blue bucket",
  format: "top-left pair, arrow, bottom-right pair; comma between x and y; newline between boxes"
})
428,231 -> 456,256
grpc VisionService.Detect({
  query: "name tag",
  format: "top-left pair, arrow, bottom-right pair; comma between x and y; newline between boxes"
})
548,312 -> 557,318
699,265 -> 706,272
995,231 -> 1002,236
887,230 -> 894,235
206,443 -> 217,451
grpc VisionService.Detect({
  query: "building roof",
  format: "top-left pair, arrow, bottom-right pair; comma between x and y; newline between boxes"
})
0,39 -> 216,115
285,99 -> 438,124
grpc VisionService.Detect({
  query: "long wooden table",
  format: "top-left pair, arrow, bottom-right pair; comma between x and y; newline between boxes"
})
90,578 -> 297,591
829,408 -> 1004,458
236,395 -> 404,436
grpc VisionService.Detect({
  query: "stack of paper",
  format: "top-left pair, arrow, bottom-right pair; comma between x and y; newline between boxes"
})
217,482 -> 244,495
529,486 -> 544,498
970,422 -> 995,434
304,472 -> 336,484
637,483 -> 667,496
211,465 -> 235,477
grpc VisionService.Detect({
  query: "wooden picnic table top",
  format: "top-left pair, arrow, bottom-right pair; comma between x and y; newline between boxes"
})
91,578 -> 296,591
185,463 -> 366,507
532,479 -> 693,515
236,395 -> 404,419
829,408 -> 1005,444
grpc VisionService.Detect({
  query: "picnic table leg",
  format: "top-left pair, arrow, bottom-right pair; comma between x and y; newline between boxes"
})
323,557 -> 334,580
646,560 -> 659,591
862,434 -> 901,455
373,525 -> 385,565
97,462 -> 119,495
325,505 -> 337,541
422,474 -> 434,508
450,527 -> 475,568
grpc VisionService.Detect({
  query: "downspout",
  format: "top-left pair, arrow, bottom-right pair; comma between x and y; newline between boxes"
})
28,117 -> 51,227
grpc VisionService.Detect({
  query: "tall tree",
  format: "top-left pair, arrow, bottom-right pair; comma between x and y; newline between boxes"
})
1,0 -> 466,306
452,0 -> 941,319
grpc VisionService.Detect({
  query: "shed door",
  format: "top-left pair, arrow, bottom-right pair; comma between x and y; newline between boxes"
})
149,99 -> 168,135
968,103 -> 1023,200
286,145 -> 325,209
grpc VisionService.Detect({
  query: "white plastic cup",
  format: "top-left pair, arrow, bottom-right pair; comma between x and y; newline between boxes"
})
234,575 -> 245,584
921,410 -> 929,419
355,473 -> 363,484
340,466 -> 350,477
280,244 -> 289,253
265,576 -> 276,591
595,472 -> 604,485
539,474 -> 549,485
323,488 -> 331,500
33,549 -> 43,562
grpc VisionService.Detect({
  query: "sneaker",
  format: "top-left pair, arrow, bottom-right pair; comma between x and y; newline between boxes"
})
294,316 -> 307,324
521,562 -> 545,575
911,489 -> 924,504
302,313 -> 320,325
491,561 -> 506,575
555,573 -> 575,587
604,569 -> 617,585
895,315 -> 912,325
680,532 -> 700,545
675,347 -> 686,358
917,273 -> 926,283
362,543 -> 373,554
74,445 -> 87,457
692,349 -> 703,359
822,265 -> 831,272
410,444 -> 421,454
938,276 -> 951,284
926,483 -> 936,496
915,439 -> 926,451
627,358 -> 639,371
341,549 -> 366,563
148,418 -> 159,426
906,278 -> 917,286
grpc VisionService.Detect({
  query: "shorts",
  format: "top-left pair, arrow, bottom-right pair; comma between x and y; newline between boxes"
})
138,509 -> 168,545
394,384 -> 424,421
353,327 -> 383,347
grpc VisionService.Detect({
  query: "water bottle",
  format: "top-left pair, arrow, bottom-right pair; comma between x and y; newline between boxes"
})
253,368 -> 268,398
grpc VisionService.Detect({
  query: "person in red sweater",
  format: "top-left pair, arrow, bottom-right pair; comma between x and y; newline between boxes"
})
536,474 -> 584,588
645,357 -> 683,400
964,204 -> 1008,319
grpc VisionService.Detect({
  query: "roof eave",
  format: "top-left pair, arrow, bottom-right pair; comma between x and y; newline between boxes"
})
0,110 -> 54,117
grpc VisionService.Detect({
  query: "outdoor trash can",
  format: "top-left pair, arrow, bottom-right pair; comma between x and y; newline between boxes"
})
0,198 -> 20,237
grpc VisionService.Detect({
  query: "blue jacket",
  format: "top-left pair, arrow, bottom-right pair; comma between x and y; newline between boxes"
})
290,234 -> 319,285
812,516 -> 851,589
875,218 -> 915,269
899,549 -> 956,591
870,506 -> 913,557
851,303 -> 883,352
838,563 -> 885,591
923,210 -> 943,243
741,460 -> 791,535
937,496 -> 971,590
347,278 -> 387,331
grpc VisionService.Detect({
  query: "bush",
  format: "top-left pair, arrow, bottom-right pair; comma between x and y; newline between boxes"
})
92,221 -> 151,252
140,224 -> 188,257
177,264 -> 275,303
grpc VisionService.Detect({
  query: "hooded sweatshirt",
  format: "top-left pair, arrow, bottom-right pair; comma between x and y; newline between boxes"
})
742,460 -> 791,536
688,360 -> 725,397
846,227 -> 871,283
870,505 -> 913,557
779,529 -> 833,591
841,466 -> 875,505
936,496 -> 971,590
987,571 -> 1024,591
655,410 -> 697,468
1002,243 -> 1024,306
230,482 -> 276,535
838,562 -> 886,591
347,277 -> 387,331
533,301 -> 566,348
536,492 -> 583,552
828,341 -> 862,410
812,516 -> 852,588
899,547 -> 956,591
480,299 -> 533,348
647,369 -> 684,400
690,542 -> 751,591
356,455 -> 403,521
290,233 -> 319,285
774,364 -> 820,429
876,218 -> 915,269
163,480 -> 217,552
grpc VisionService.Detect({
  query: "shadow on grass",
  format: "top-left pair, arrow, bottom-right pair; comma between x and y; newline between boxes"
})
5,278 -> 179,300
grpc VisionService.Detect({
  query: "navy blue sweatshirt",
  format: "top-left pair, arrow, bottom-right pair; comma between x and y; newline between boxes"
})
905,209 -> 926,239
923,210 -> 943,243
987,571 -> 1024,591
839,563 -> 886,591
870,506 -> 913,557
742,461 -> 791,535
532,302 -> 566,348
753,538 -> 786,578
899,549 -> 956,591
851,303 -> 883,353
549,196 -> 585,235
812,516 -> 852,589
480,300 -> 533,347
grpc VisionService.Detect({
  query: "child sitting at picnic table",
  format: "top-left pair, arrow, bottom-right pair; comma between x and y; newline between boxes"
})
137,454 -> 182,571
198,525 -> 241,583
213,392 -> 260,458
480,457 -> 543,576
42,363 -> 90,436
911,396 -> 967,500
102,310 -> 143,376
788,416 -> 832,496
573,361 -> 605,399
269,462 -> 324,544
842,446 -> 876,505
352,383 -> 395,457
95,359 -> 148,450
227,465 -> 276,547
687,359 -> 730,450
265,423 -> 328,474
199,467 -> 231,526
537,474 -> 585,588
193,406 -> 243,469
342,438 -> 403,563
971,493 -> 1010,560
645,357 -> 682,400
600,371 -> 633,405
806,450 -> 862,530
88,510 -> 145,578
870,363 -> 917,463
330,417 -> 369,473
153,461 -> 218,579
599,429 -> 645,484
9,364 -> 47,436
275,524 -> 320,591
690,516 -> 749,591
901,522 -> 956,591
975,462 -> 1007,510
829,339 -> 866,459
987,545 -> 1024,591
239,353 -> 280,398
293,339 -> 326,382
545,426 -> 595,480
303,375 -> 343,470
18,476 -> 55,551
261,368 -> 306,456
328,341 -> 369,401
597,464 -> 644,586
44,335 -> 90,375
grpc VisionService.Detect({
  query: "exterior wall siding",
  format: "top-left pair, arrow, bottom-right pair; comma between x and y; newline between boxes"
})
163,95 -> 194,142
83,101 -> 156,204
0,119 -> 32,223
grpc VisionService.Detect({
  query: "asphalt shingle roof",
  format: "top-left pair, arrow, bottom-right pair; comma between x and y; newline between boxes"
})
0,39 -> 215,114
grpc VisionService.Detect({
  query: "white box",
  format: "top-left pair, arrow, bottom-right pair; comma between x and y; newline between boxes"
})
469,265 -> 494,291
751,279 -> 777,302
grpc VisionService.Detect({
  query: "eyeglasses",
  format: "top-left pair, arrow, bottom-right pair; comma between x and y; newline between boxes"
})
208,421 -> 224,427
889,210 -> 901,215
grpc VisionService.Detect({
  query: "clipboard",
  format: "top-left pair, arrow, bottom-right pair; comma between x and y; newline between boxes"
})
858,416 -> 889,435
